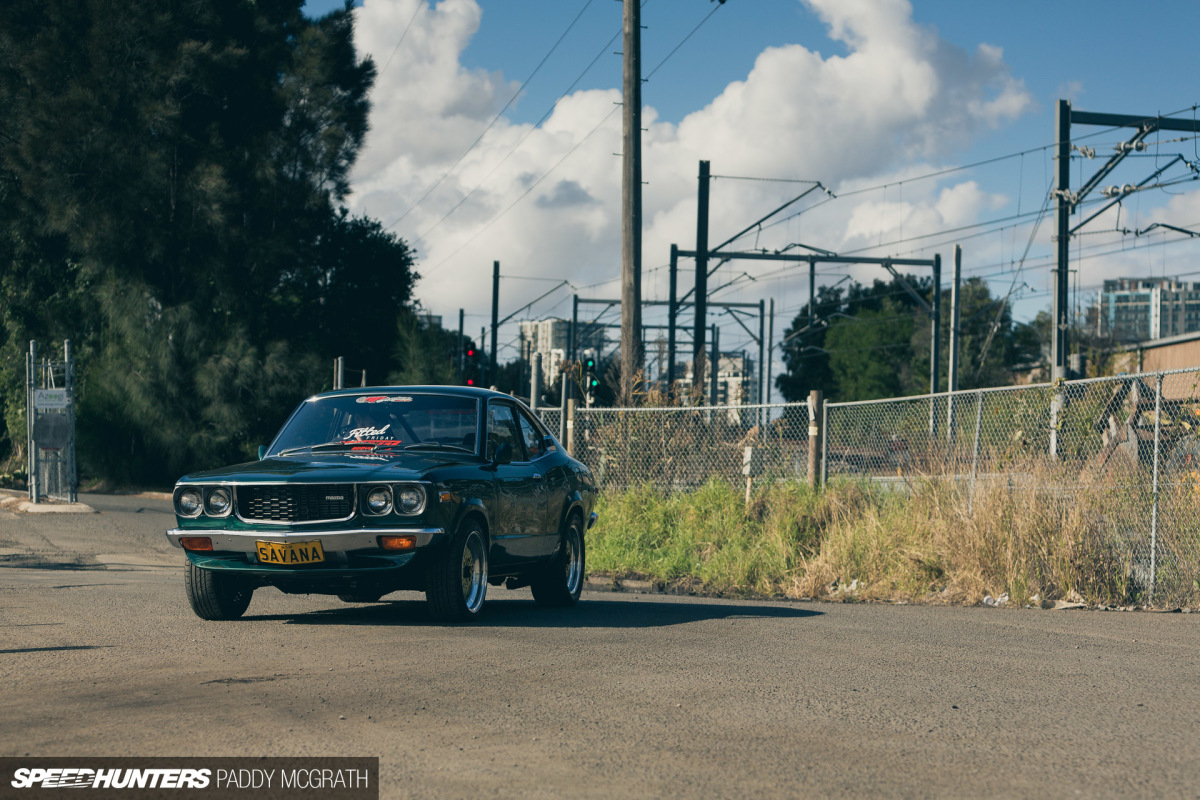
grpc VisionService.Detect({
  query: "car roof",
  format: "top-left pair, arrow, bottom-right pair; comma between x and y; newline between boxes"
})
309,386 -> 521,403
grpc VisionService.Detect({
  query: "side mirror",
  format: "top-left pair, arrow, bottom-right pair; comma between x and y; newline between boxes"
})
542,435 -> 557,452
492,442 -> 513,465
257,445 -> 267,461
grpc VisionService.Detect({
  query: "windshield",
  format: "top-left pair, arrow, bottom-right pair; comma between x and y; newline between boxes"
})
268,393 -> 480,456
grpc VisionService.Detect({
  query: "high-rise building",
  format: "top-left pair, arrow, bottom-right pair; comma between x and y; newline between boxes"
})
518,319 -> 606,385
1098,278 -> 1200,342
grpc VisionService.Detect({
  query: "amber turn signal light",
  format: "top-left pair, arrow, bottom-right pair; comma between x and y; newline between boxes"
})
179,537 -> 213,552
378,535 -> 416,551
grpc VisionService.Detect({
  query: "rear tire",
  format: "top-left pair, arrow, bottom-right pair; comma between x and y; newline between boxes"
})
531,514 -> 585,607
425,519 -> 488,622
184,561 -> 253,620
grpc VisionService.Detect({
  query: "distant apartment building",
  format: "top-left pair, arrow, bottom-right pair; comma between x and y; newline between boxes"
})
518,318 -> 606,385
1098,277 -> 1200,342
676,353 -> 759,416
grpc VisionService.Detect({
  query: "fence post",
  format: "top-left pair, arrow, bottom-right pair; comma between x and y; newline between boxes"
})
566,398 -> 576,457
820,399 -> 829,487
969,390 -> 983,516
530,352 -> 541,413
1150,374 -> 1163,603
808,390 -> 823,490
1049,383 -> 1063,459
559,374 -> 569,442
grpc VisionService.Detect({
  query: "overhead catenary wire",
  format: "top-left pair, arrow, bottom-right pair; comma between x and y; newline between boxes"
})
384,0 -> 598,231
419,2 -> 725,278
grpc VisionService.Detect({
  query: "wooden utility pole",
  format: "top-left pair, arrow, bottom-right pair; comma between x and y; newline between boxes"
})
620,0 -> 643,403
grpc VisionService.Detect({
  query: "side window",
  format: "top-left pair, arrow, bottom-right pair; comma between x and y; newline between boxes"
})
486,404 -> 525,461
517,411 -> 543,460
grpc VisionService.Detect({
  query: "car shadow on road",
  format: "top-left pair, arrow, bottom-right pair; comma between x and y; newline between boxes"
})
249,595 -> 822,629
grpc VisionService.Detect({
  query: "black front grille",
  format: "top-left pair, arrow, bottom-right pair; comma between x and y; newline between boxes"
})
237,484 -> 355,522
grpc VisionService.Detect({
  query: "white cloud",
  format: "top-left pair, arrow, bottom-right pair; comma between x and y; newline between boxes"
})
346,0 -> 1037,352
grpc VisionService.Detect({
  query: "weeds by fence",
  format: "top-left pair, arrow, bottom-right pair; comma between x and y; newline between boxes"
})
543,366 -> 1200,606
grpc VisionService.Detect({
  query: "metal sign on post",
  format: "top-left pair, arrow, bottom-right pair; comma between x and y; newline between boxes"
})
26,340 -> 78,504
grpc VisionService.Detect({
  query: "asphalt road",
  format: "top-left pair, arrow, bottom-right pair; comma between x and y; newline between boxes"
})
2,493 -> 1200,799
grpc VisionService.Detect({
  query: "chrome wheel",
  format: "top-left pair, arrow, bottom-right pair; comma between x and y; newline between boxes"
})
461,530 -> 487,614
427,519 -> 489,621
531,514 -> 585,607
564,523 -> 583,596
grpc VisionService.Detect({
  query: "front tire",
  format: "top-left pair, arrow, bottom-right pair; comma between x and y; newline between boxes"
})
531,514 -> 585,607
184,561 -> 253,620
425,519 -> 488,622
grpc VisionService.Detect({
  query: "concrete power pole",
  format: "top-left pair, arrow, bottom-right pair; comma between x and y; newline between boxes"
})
693,161 -> 711,400
490,260 -> 500,387
620,0 -> 643,403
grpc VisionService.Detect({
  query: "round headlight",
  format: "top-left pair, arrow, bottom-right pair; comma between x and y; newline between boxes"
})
204,487 -> 232,517
396,485 -> 426,515
366,486 -> 392,515
176,488 -> 203,517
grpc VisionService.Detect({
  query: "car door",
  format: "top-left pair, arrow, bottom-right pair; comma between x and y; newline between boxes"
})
485,401 -> 540,564
516,408 -> 559,558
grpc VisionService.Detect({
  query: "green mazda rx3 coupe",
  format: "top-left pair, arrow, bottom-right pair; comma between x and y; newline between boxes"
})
165,386 -> 598,622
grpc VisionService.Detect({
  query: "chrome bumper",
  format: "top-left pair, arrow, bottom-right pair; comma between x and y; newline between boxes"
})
165,527 -> 446,554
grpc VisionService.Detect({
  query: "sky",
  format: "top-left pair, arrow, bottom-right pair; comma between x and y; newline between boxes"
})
303,0 -> 1200,387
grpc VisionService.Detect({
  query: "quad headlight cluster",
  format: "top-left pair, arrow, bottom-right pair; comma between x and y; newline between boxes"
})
174,486 -> 231,519
361,484 -> 426,517
173,483 -> 427,519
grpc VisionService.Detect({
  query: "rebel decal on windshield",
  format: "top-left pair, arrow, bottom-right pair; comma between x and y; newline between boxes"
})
356,396 -> 413,404
346,424 -> 391,440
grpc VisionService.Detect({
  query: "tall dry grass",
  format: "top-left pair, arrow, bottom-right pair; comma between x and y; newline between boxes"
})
591,462 -> 1182,606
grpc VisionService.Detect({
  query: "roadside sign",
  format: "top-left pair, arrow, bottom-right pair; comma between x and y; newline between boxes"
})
33,388 -> 69,410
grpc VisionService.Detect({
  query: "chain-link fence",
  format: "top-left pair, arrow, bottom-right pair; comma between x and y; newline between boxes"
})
823,367 -> 1200,604
553,403 -> 811,491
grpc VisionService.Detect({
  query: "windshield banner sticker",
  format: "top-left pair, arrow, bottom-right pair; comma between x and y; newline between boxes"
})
346,425 -> 391,440
356,396 -> 413,404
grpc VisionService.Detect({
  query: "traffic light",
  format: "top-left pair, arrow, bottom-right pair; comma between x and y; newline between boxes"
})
462,340 -> 481,386
582,349 -> 599,406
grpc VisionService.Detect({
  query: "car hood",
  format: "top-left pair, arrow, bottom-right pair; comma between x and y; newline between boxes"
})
179,451 -> 476,484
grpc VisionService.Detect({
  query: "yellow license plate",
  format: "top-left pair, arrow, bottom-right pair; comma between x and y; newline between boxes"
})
256,540 -> 325,565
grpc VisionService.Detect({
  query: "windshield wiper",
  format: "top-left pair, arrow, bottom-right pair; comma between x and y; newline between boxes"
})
401,442 -> 472,453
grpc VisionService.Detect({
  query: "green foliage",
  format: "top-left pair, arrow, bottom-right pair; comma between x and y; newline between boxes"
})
0,0 -> 428,484
824,301 -> 915,400
590,479 -> 845,596
389,310 -> 459,387
778,274 -> 1049,402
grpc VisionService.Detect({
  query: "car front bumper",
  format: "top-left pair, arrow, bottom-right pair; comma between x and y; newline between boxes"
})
165,526 -> 446,554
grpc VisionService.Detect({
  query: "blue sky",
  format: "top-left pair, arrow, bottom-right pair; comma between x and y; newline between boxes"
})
303,0 -> 1200,379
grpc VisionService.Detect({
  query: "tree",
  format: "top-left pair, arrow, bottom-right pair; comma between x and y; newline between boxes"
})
389,311 -> 460,387
0,0 -> 403,483
777,275 -> 931,402
824,301 -> 916,400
